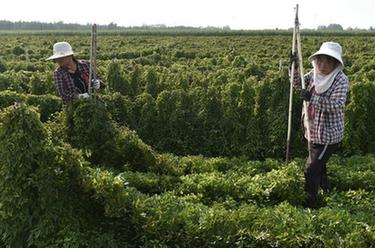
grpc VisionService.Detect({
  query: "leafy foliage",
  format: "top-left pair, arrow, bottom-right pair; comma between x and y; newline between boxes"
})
0,32 -> 374,247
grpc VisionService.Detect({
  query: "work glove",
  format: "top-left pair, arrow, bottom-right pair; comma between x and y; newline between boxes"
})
288,51 -> 299,77
78,93 -> 90,99
300,89 -> 312,101
289,51 -> 298,67
92,79 -> 102,90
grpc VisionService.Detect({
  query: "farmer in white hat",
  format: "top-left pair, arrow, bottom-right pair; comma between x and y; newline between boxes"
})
292,41 -> 349,209
46,41 -> 104,103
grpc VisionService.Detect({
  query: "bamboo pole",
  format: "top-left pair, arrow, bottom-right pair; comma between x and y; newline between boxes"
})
286,4 -> 311,163
286,5 -> 298,164
295,7 -> 312,154
89,23 -> 97,96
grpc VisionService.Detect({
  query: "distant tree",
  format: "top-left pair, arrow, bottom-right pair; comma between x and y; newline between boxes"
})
317,24 -> 343,31
317,25 -> 327,30
327,24 -> 343,30
108,22 -> 117,29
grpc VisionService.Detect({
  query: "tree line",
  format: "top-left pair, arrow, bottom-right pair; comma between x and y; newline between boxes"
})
0,20 -> 231,31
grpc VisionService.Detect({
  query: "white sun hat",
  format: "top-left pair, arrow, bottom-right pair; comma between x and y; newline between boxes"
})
46,41 -> 74,60
308,41 -> 344,66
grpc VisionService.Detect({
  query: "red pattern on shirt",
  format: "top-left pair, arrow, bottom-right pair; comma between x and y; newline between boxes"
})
293,70 -> 349,145
53,60 -> 90,103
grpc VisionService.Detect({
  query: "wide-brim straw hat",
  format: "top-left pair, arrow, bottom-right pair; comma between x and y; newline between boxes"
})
308,41 -> 344,66
46,41 -> 74,60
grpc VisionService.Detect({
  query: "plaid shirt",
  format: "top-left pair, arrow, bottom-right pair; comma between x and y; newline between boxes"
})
53,60 -> 91,103
293,69 -> 349,145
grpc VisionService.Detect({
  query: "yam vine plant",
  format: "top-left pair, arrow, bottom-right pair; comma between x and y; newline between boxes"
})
0,32 -> 375,247
0,105 -> 115,246
1,34 -> 375,158
0,102 -> 374,247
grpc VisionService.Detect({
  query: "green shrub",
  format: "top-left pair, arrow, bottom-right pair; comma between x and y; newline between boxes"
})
107,61 -> 129,95
29,74 -> 55,95
12,46 -> 25,55
0,90 -> 26,108
65,99 -> 157,170
0,59 -> 7,73
0,105 -> 82,246
26,94 -> 62,122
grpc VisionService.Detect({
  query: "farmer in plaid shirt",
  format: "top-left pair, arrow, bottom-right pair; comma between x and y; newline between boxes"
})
292,42 -> 349,209
46,42 -> 104,103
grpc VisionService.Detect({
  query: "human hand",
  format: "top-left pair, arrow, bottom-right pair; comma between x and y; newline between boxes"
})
78,93 -> 90,99
289,51 -> 298,68
92,79 -> 102,90
300,89 -> 312,101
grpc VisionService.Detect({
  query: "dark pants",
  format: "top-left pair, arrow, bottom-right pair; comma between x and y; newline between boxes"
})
304,142 -> 338,208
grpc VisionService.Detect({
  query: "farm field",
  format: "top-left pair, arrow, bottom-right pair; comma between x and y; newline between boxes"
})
0,31 -> 374,247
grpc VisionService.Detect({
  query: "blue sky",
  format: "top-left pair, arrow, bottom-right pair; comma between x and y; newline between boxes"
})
1,0 -> 374,29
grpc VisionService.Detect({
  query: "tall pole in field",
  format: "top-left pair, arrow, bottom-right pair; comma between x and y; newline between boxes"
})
295,5 -> 312,156
286,5 -> 298,164
286,4 -> 311,163
89,23 -> 97,96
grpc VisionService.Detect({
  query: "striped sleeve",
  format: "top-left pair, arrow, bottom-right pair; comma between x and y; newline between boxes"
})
53,70 -> 76,103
